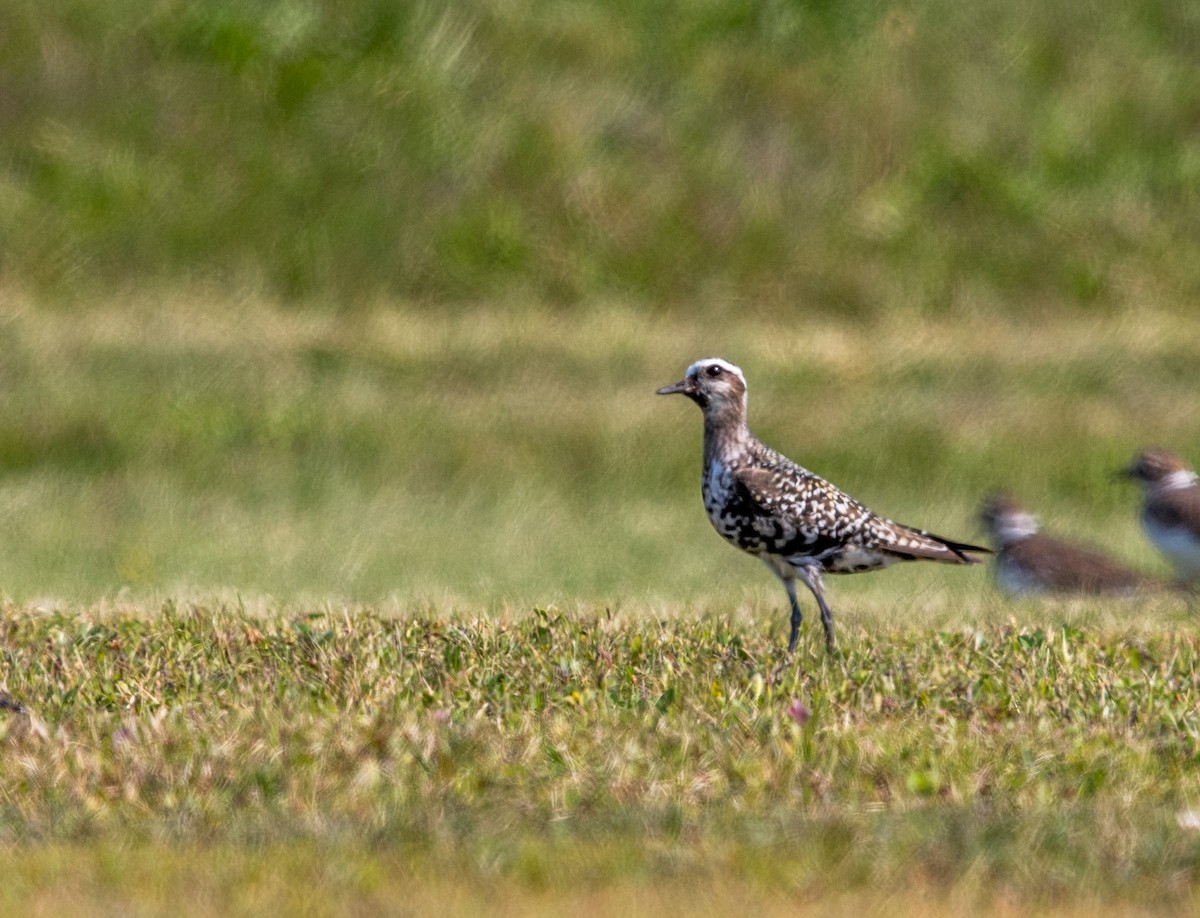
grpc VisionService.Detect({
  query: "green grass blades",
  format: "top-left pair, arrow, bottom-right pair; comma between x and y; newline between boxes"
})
2,601 -> 1200,913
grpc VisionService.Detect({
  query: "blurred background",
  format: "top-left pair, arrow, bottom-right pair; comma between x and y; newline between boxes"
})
0,0 -> 1197,607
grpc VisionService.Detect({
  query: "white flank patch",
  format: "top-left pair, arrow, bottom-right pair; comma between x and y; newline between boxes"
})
817,544 -> 896,573
1143,518 -> 1200,580
1157,471 -> 1200,493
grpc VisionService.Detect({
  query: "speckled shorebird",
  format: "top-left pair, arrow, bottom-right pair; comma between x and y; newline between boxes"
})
657,358 -> 989,653
980,494 -> 1153,597
1120,449 -> 1200,587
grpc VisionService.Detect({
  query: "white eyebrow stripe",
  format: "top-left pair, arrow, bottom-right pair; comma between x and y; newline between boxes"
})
686,358 -> 744,379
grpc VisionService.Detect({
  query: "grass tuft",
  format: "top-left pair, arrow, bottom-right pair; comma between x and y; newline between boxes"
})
1,601 -> 1200,912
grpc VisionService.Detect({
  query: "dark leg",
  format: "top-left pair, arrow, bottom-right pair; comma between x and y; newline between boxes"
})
782,578 -> 803,653
815,592 -> 835,654
797,565 -> 835,654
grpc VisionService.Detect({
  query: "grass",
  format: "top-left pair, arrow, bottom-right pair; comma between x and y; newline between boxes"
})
1,298 -> 1198,605
6,302 -> 1195,916
1,298 -> 1194,911
2,599 -> 1200,915
5,0 -> 1200,910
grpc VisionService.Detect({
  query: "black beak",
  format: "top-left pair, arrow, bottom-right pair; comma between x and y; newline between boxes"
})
1113,465 -> 1135,483
656,378 -> 692,396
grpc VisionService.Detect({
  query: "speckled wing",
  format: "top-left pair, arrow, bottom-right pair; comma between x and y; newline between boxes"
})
732,464 -> 875,554
734,465 -> 987,565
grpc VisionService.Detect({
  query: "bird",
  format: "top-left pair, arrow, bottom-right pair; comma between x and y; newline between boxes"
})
656,357 -> 989,653
1119,448 -> 1200,587
979,494 -> 1154,597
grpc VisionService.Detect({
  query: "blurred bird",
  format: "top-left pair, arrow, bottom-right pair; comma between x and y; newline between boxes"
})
656,357 -> 989,653
979,494 -> 1153,597
1120,448 -> 1200,587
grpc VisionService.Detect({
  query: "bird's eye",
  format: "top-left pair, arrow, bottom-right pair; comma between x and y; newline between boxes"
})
705,365 -> 723,378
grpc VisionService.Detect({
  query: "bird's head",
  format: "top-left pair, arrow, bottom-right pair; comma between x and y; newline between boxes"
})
656,358 -> 748,423
1119,448 -> 1194,492
979,493 -> 1039,547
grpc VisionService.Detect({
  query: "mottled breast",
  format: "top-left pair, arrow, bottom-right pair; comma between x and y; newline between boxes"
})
701,458 -> 795,554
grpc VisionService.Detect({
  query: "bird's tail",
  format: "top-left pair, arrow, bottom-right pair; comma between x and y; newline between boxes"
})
873,518 -> 992,564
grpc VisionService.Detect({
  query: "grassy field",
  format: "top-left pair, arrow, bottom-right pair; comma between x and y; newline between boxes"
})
2,299 -> 1197,912
2,299 -> 1198,607
4,0 -> 1200,912
2,600 -> 1200,916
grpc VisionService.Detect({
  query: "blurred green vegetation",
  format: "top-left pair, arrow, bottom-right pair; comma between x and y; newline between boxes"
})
1,0 -> 1198,310
0,301 -> 1197,603
0,0 -> 1198,603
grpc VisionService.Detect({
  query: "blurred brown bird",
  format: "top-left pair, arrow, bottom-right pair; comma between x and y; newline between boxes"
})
1120,448 -> 1200,587
980,494 -> 1155,597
